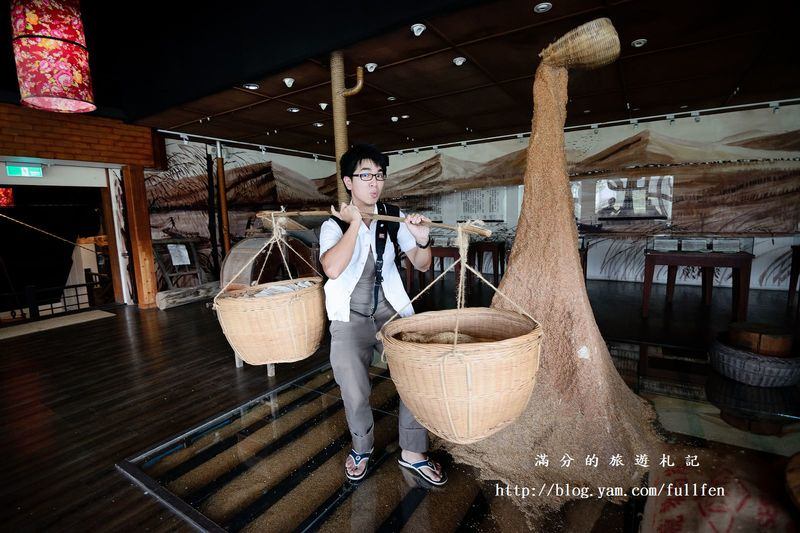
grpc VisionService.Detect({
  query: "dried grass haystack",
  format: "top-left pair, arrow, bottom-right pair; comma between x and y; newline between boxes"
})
442,18 -> 663,524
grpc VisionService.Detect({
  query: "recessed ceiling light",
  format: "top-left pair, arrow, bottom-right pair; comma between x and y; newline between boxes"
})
365,62 -> 378,73
401,114 -> 410,119
391,116 -> 399,122
631,38 -> 648,48
583,109 -> 591,114
387,96 -> 397,101
319,102 -> 328,110
453,56 -> 467,66
346,120 -> 350,125
283,77 -> 295,88
680,105 -> 688,109
243,83 -> 260,90
287,107 -> 300,113
313,122 -> 323,127
533,2 -> 552,13
411,23 -> 426,36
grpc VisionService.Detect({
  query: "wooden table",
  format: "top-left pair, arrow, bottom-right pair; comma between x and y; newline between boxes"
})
789,245 -> 800,307
467,241 -> 505,285
642,250 -> 754,321
406,246 -> 462,292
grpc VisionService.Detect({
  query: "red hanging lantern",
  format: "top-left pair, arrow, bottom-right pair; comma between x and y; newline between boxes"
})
10,0 -> 96,113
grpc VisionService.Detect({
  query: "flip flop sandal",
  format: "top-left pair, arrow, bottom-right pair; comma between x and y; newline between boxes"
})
345,447 -> 373,481
398,457 -> 448,486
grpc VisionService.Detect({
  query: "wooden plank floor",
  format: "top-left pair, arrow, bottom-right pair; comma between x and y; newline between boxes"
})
0,302 -> 328,531
0,278 -> 793,531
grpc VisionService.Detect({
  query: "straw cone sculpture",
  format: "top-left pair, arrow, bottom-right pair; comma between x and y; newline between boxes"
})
443,18 -> 663,522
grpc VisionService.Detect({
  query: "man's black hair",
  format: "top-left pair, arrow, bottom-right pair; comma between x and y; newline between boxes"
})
340,144 -> 389,192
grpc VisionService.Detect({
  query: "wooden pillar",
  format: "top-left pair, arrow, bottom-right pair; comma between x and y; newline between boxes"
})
216,145 -> 231,254
330,51 -> 364,206
100,171 -> 124,303
122,165 -> 157,309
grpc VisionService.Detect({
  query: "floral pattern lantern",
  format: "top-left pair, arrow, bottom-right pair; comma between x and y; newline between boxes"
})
10,0 -> 96,113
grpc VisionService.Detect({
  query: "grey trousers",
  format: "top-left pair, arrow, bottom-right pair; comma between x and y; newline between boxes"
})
329,303 -> 429,454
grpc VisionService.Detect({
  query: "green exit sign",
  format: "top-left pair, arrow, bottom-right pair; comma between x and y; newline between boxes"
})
6,164 -> 44,177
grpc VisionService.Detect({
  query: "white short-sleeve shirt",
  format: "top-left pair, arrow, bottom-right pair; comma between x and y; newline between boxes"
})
319,204 -> 417,322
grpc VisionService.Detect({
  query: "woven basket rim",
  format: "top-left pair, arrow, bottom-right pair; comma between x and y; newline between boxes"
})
380,307 -> 542,349
712,338 -> 800,366
217,276 -> 323,301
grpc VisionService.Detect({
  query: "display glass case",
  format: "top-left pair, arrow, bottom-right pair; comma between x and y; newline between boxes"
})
646,235 -> 754,254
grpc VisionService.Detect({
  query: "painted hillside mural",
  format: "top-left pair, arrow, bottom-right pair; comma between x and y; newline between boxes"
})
145,106 -> 800,289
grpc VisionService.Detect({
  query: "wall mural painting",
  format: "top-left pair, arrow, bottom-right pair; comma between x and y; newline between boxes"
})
145,106 -> 800,289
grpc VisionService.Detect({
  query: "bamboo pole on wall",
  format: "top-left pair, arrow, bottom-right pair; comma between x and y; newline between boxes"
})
216,141 -> 231,254
330,51 -> 364,206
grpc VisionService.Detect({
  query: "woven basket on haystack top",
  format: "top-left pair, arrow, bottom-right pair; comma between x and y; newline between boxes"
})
380,307 -> 542,444
539,17 -> 620,70
710,337 -> 800,388
214,276 -> 325,365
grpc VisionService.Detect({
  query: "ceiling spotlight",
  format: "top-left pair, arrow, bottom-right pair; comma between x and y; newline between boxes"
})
365,62 -> 378,73
533,2 -> 552,13
401,114 -> 410,119
283,77 -> 295,88
453,56 -> 467,66
313,122 -> 323,127
680,105 -> 688,109
346,120 -> 350,125
631,38 -> 648,48
243,82 -> 260,90
411,23 -> 426,37
319,102 -> 328,110
391,116 -> 399,122
387,96 -> 397,101
583,109 -> 591,114
691,111 -> 701,123
287,107 -> 300,113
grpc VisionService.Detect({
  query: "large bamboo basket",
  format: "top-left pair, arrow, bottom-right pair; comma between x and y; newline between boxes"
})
214,276 -> 325,365
380,307 -> 543,444
540,17 -> 620,70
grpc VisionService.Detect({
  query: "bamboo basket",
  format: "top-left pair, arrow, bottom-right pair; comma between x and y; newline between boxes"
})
539,17 -> 620,70
710,337 -> 800,388
214,276 -> 325,365
380,307 -> 542,444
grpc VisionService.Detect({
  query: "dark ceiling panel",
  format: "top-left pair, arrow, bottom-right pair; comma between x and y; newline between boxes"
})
427,0 -> 603,44
125,0 -> 799,154
365,50 -> 494,100
343,25 -> 451,68
417,85 -> 519,118
180,89 -> 265,116
620,34 -> 762,90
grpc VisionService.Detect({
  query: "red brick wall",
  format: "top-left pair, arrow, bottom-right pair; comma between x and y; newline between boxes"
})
0,103 -> 155,167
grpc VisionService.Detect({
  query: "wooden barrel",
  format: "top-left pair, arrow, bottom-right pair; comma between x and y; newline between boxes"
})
728,322 -> 794,358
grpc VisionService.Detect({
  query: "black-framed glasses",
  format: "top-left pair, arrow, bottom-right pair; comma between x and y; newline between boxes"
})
355,171 -> 385,181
